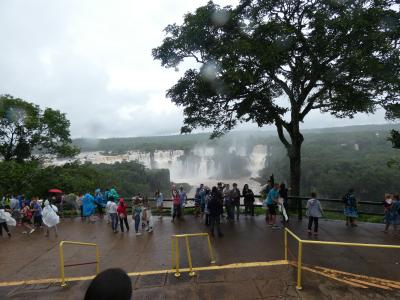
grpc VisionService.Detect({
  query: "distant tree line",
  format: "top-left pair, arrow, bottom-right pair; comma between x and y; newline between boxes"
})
0,160 -> 171,199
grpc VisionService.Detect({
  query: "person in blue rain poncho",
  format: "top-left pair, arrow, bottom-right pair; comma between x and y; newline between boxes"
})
94,189 -> 106,217
83,193 -> 96,223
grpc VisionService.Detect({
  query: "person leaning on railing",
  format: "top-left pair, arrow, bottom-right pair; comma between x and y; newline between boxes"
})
383,194 -> 399,233
343,189 -> 358,227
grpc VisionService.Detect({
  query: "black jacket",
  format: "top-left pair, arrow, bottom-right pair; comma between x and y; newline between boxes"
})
208,192 -> 223,216
243,189 -> 255,203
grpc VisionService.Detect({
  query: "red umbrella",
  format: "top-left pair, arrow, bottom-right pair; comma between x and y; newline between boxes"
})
48,189 -> 63,194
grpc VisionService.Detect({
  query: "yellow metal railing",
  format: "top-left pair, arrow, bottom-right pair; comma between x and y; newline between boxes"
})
59,241 -> 100,287
171,233 -> 215,277
284,228 -> 400,290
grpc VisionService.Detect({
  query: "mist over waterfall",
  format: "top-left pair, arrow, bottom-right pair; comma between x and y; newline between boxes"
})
149,144 -> 268,194
148,144 -> 268,182
51,142 -> 269,194
248,145 -> 268,177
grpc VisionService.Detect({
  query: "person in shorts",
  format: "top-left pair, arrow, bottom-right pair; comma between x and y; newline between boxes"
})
266,183 -> 280,228
20,202 -> 35,234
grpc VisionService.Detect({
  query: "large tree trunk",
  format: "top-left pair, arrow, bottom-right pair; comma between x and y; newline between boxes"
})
288,145 -> 301,196
288,136 -> 303,219
275,116 -> 304,219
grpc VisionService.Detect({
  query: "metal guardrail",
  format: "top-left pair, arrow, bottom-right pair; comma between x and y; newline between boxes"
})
59,241 -> 100,287
284,228 -> 400,290
123,195 -> 384,220
286,196 -> 384,220
171,233 -> 215,277
60,194 -> 384,222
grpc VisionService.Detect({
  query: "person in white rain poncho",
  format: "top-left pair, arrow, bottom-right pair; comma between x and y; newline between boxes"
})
0,206 -> 16,237
141,198 -> 154,233
42,200 -> 60,237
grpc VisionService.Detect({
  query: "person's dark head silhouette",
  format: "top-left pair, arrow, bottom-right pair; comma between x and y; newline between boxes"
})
84,268 -> 132,300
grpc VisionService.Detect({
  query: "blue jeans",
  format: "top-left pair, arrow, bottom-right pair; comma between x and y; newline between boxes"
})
134,214 -> 140,232
110,213 -> 118,231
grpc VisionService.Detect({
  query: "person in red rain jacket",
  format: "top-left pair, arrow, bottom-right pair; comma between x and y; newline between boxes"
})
171,187 -> 181,222
117,198 -> 129,232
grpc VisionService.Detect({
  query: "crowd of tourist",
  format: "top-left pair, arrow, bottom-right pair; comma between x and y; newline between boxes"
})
1,182 -> 400,239
0,195 -> 60,238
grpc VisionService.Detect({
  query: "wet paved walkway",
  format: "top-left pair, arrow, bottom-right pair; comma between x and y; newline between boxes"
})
1,215 -> 400,299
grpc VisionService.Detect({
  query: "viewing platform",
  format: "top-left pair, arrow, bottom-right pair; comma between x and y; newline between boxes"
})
0,216 -> 399,299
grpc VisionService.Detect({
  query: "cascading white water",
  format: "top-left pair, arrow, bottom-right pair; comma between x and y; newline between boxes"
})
47,144 -> 268,195
247,144 -> 268,177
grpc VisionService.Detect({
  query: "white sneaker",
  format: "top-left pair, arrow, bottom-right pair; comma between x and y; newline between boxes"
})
136,232 -> 142,236
29,229 -> 35,234
148,228 -> 153,233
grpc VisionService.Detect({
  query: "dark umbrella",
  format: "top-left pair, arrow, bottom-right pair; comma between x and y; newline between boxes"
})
48,189 -> 63,194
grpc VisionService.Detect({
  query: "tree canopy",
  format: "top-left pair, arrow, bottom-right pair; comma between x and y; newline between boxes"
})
153,0 -> 400,195
0,160 -> 171,199
0,94 -> 79,162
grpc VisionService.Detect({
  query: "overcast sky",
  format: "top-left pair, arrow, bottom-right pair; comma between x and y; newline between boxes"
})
0,0 -> 388,138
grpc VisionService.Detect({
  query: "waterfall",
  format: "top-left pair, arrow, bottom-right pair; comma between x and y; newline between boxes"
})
46,144 -> 268,195
248,145 -> 268,177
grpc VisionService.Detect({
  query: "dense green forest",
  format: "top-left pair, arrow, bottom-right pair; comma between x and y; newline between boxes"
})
0,161 -> 170,199
261,127 -> 400,202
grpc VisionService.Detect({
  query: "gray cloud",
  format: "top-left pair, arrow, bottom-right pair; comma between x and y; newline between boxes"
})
0,0 -> 388,138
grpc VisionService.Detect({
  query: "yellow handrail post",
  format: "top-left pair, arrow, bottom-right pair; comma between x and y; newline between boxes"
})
171,233 -> 215,277
58,240 -> 99,287
296,241 -> 303,290
206,234 -> 216,264
185,236 -> 195,276
174,236 -> 181,278
284,227 -> 400,291
284,230 -> 288,262
171,236 -> 175,269
59,241 -> 67,287
95,246 -> 100,274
